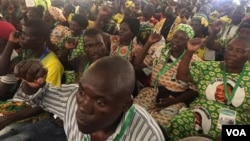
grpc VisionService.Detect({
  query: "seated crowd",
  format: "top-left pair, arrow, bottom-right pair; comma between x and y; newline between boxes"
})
0,0 -> 250,141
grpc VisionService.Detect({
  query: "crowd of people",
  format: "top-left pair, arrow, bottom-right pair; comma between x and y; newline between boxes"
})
0,0 -> 250,141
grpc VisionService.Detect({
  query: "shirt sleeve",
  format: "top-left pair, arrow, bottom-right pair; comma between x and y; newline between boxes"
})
40,84 -> 79,120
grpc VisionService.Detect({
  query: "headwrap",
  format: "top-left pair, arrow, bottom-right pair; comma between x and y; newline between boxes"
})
175,24 -> 195,39
192,13 -> 209,27
125,0 -> 135,10
0,21 -> 16,40
48,6 -> 66,22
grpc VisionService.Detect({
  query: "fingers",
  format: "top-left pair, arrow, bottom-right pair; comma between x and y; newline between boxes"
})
188,38 -> 204,45
14,60 -> 47,83
14,60 -> 27,78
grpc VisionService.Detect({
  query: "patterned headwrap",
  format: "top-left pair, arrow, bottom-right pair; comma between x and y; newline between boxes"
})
175,24 -> 195,39
0,21 -> 15,40
192,13 -> 209,27
125,0 -> 135,10
48,6 -> 66,22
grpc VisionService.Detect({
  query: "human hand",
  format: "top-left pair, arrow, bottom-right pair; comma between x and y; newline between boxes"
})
187,38 -> 204,53
147,32 -> 162,45
8,31 -> 20,43
52,116 -> 64,127
209,20 -> 223,34
155,97 -> 174,108
14,60 -> 47,88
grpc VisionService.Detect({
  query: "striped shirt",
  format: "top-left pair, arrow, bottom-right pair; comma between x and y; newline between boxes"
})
20,84 -> 165,141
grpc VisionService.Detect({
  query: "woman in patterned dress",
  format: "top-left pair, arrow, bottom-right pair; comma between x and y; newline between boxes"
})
133,24 -> 202,128
167,37 -> 250,140
95,6 -> 142,64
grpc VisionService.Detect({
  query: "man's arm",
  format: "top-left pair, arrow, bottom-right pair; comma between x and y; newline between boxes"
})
206,21 -> 223,51
14,59 -> 78,120
0,31 -> 20,75
0,106 -> 43,130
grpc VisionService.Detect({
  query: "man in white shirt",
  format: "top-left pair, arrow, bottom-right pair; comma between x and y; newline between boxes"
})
14,55 -> 165,141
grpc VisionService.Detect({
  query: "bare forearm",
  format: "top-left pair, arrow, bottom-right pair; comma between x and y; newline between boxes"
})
176,51 -> 193,82
0,41 -> 15,75
5,106 -> 44,125
174,89 -> 198,106
133,42 -> 152,67
206,32 -> 221,50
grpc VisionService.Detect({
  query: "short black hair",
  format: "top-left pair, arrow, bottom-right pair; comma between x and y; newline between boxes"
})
71,14 -> 89,29
28,5 -> 44,19
24,19 -> 50,38
84,28 -> 102,37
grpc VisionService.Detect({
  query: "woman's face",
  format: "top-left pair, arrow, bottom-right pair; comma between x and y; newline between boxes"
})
119,23 -> 134,42
224,38 -> 249,68
170,30 -> 189,52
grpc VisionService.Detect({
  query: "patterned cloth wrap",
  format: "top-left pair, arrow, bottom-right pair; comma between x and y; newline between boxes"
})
175,24 -> 195,39
166,61 -> 250,140
0,101 -> 51,123
192,13 -> 209,28
48,6 -> 66,22
138,21 -> 154,45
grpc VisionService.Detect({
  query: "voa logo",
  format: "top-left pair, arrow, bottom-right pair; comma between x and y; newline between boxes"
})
226,129 -> 247,136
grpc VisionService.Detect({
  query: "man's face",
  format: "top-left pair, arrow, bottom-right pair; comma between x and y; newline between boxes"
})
69,21 -> 83,36
84,34 -> 107,62
19,26 -> 39,49
76,69 -> 126,134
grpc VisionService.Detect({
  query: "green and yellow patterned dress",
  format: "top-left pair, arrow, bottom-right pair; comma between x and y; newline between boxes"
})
166,61 -> 250,140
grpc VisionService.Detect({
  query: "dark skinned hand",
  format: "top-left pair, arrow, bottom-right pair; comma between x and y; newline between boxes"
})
14,60 -> 47,88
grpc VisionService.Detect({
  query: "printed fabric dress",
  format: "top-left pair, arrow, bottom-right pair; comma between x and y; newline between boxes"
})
166,61 -> 250,140
110,35 -> 142,62
134,43 -> 201,128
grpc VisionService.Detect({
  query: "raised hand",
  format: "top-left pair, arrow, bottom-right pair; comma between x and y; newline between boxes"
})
187,38 -> 204,53
147,32 -> 162,45
9,31 -> 21,43
209,20 -> 223,34
14,60 -> 47,88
